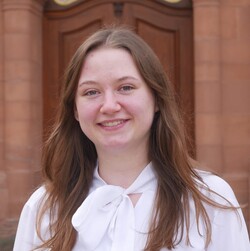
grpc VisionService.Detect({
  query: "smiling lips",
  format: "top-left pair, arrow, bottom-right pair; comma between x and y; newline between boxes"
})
99,119 -> 128,128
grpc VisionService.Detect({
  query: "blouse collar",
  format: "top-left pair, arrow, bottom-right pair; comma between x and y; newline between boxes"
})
72,162 -> 157,250
90,161 -> 157,192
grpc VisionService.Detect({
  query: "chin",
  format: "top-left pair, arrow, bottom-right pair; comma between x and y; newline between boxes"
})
101,141 -> 130,151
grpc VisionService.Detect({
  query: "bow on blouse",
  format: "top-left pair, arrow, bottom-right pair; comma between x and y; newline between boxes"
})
71,164 -> 157,251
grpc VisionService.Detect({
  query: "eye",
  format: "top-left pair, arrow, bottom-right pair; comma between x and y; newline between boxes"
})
84,89 -> 100,96
119,85 -> 134,92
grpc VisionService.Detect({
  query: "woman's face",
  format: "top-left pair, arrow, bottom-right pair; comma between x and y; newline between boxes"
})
74,47 -> 157,154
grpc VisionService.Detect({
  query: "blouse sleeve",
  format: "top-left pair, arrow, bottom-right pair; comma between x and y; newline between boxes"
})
208,207 -> 250,251
13,203 -> 37,251
202,174 -> 250,251
13,187 -> 46,251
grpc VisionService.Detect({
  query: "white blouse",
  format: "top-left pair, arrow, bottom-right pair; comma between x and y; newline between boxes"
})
14,163 -> 250,251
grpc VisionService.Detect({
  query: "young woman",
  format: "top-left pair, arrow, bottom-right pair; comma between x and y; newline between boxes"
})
14,27 -> 250,251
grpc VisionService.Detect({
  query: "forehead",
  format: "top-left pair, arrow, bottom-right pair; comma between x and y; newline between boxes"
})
79,47 -> 142,80
84,47 -> 133,65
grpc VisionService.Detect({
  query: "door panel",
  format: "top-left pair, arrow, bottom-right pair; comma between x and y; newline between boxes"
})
60,21 -> 102,78
137,22 -> 177,86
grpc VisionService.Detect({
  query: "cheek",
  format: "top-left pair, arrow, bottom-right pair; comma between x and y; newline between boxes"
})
77,109 -> 96,139
127,99 -> 155,125
79,110 -> 95,124
136,93 -> 156,114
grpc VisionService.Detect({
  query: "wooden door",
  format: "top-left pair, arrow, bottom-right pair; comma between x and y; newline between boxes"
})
43,0 -> 194,147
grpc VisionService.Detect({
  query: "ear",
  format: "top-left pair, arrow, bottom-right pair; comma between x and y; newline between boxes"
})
154,102 -> 159,112
74,105 -> 79,121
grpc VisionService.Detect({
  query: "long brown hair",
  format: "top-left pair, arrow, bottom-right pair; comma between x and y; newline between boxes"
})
37,26 -> 235,251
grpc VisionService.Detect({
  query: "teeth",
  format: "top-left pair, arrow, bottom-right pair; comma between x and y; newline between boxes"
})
102,120 -> 124,127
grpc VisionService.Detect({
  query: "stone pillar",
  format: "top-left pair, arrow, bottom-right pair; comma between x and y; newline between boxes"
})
193,0 -> 222,173
193,0 -> 250,230
2,0 -> 44,222
0,0 -> 7,221
220,0 -> 250,229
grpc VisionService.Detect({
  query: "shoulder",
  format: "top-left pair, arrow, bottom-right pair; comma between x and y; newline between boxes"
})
17,186 -> 48,229
195,170 -> 238,205
24,186 -> 47,210
14,186 -> 49,249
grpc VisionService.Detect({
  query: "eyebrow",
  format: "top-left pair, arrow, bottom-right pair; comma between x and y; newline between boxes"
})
78,80 -> 97,87
117,76 -> 138,82
78,76 -> 139,87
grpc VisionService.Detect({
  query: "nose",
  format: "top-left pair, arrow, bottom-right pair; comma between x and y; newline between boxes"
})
100,92 -> 121,114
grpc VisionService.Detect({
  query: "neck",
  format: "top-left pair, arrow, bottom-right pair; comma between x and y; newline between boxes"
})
97,146 -> 150,188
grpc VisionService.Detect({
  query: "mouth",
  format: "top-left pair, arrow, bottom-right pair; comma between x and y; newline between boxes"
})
98,119 -> 128,128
